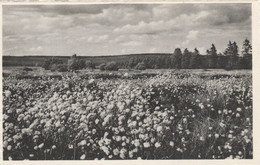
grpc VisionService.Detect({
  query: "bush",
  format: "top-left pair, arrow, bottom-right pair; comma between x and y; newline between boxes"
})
68,59 -> 85,71
42,58 -> 63,70
135,62 -> 146,70
56,64 -> 68,72
225,65 -> 233,71
104,61 -> 119,71
23,67 -> 33,71
85,60 -> 95,69
99,63 -> 106,71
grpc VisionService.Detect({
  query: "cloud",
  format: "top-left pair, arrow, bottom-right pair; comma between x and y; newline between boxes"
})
29,46 -> 43,53
187,30 -> 199,40
181,30 -> 199,47
121,41 -> 142,47
3,4 -> 252,56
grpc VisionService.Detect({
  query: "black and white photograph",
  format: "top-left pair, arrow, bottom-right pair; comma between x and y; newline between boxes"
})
2,1 -> 257,161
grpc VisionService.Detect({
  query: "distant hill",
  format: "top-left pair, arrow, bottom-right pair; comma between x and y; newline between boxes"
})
3,53 -> 171,67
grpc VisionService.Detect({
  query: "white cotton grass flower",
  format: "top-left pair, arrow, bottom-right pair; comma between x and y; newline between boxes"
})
52,145 -> 56,150
78,140 -> 87,146
155,142 -> 161,148
228,134 -> 233,139
237,107 -> 242,112
119,148 -> 127,159
38,143 -> 44,149
156,125 -> 163,132
101,146 -> 110,155
143,142 -> 150,148
5,90 -> 11,98
113,148 -> 120,156
7,145 -> 12,151
80,154 -> 86,160
116,136 -> 122,142
88,79 -> 95,84
169,141 -> 174,147
215,133 -> 220,139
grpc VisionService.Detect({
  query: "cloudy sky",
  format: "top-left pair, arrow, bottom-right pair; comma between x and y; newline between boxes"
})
3,4 -> 251,56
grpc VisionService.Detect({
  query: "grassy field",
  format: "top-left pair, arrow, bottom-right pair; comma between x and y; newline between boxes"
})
3,68 -> 252,160
3,53 -> 170,67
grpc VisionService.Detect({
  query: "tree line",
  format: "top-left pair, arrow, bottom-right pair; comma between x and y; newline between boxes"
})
42,38 -> 252,71
122,38 -> 252,70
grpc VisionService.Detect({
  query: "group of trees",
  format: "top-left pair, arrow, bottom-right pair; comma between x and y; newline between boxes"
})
125,39 -> 252,70
67,54 -> 95,71
99,61 -> 119,71
42,39 -> 252,71
42,54 -> 96,72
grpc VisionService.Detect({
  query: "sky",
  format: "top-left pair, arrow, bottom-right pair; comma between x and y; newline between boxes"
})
3,4 -> 251,56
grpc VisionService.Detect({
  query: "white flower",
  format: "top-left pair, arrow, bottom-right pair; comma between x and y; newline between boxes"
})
38,143 -> 44,149
156,125 -> 163,132
80,154 -> 86,160
7,145 -> 12,151
52,145 -> 56,150
215,134 -> 219,138
116,136 -> 122,142
88,79 -> 95,84
5,90 -> 11,98
155,142 -> 161,148
155,106 -> 160,111
129,151 -> 134,158
237,107 -> 242,112
119,148 -> 127,159
55,121 -> 61,127
78,140 -> 87,146
113,148 -> 120,156
95,119 -> 99,124
169,141 -> 174,147
236,113 -> 240,118
134,140 -> 140,147
3,141 -> 8,148
143,142 -> 150,148
101,146 -> 110,155
219,122 -> 225,128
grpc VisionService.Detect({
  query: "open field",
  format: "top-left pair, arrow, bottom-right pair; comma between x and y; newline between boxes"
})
3,54 -> 171,67
2,69 -> 252,160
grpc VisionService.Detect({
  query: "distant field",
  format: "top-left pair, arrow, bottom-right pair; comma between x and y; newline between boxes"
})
3,66 -> 251,82
3,53 -> 171,67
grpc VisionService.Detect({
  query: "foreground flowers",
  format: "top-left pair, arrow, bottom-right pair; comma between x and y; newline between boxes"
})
3,71 -> 252,160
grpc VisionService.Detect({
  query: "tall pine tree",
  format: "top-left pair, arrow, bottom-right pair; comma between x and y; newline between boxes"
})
241,38 -> 252,69
171,48 -> 182,69
181,48 -> 191,69
207,44 -> 218,68
190,48 -> 200,69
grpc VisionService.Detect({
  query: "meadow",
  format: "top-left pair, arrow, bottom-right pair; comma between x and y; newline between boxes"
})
2,68 -> 252,160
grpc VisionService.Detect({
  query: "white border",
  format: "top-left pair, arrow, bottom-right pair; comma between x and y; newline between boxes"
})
1,1 -> 259,165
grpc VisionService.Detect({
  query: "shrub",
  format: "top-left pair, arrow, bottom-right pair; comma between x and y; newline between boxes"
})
99,63 -> 106,71
135,62 -> 146,70
85,60 -> 95,69
104,61 -> 119,71
68,59 -> 85,71
23,67 -> 33,71
225,65 -> 233,71
56,64 -> 68,72
42,58 -> 63,70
